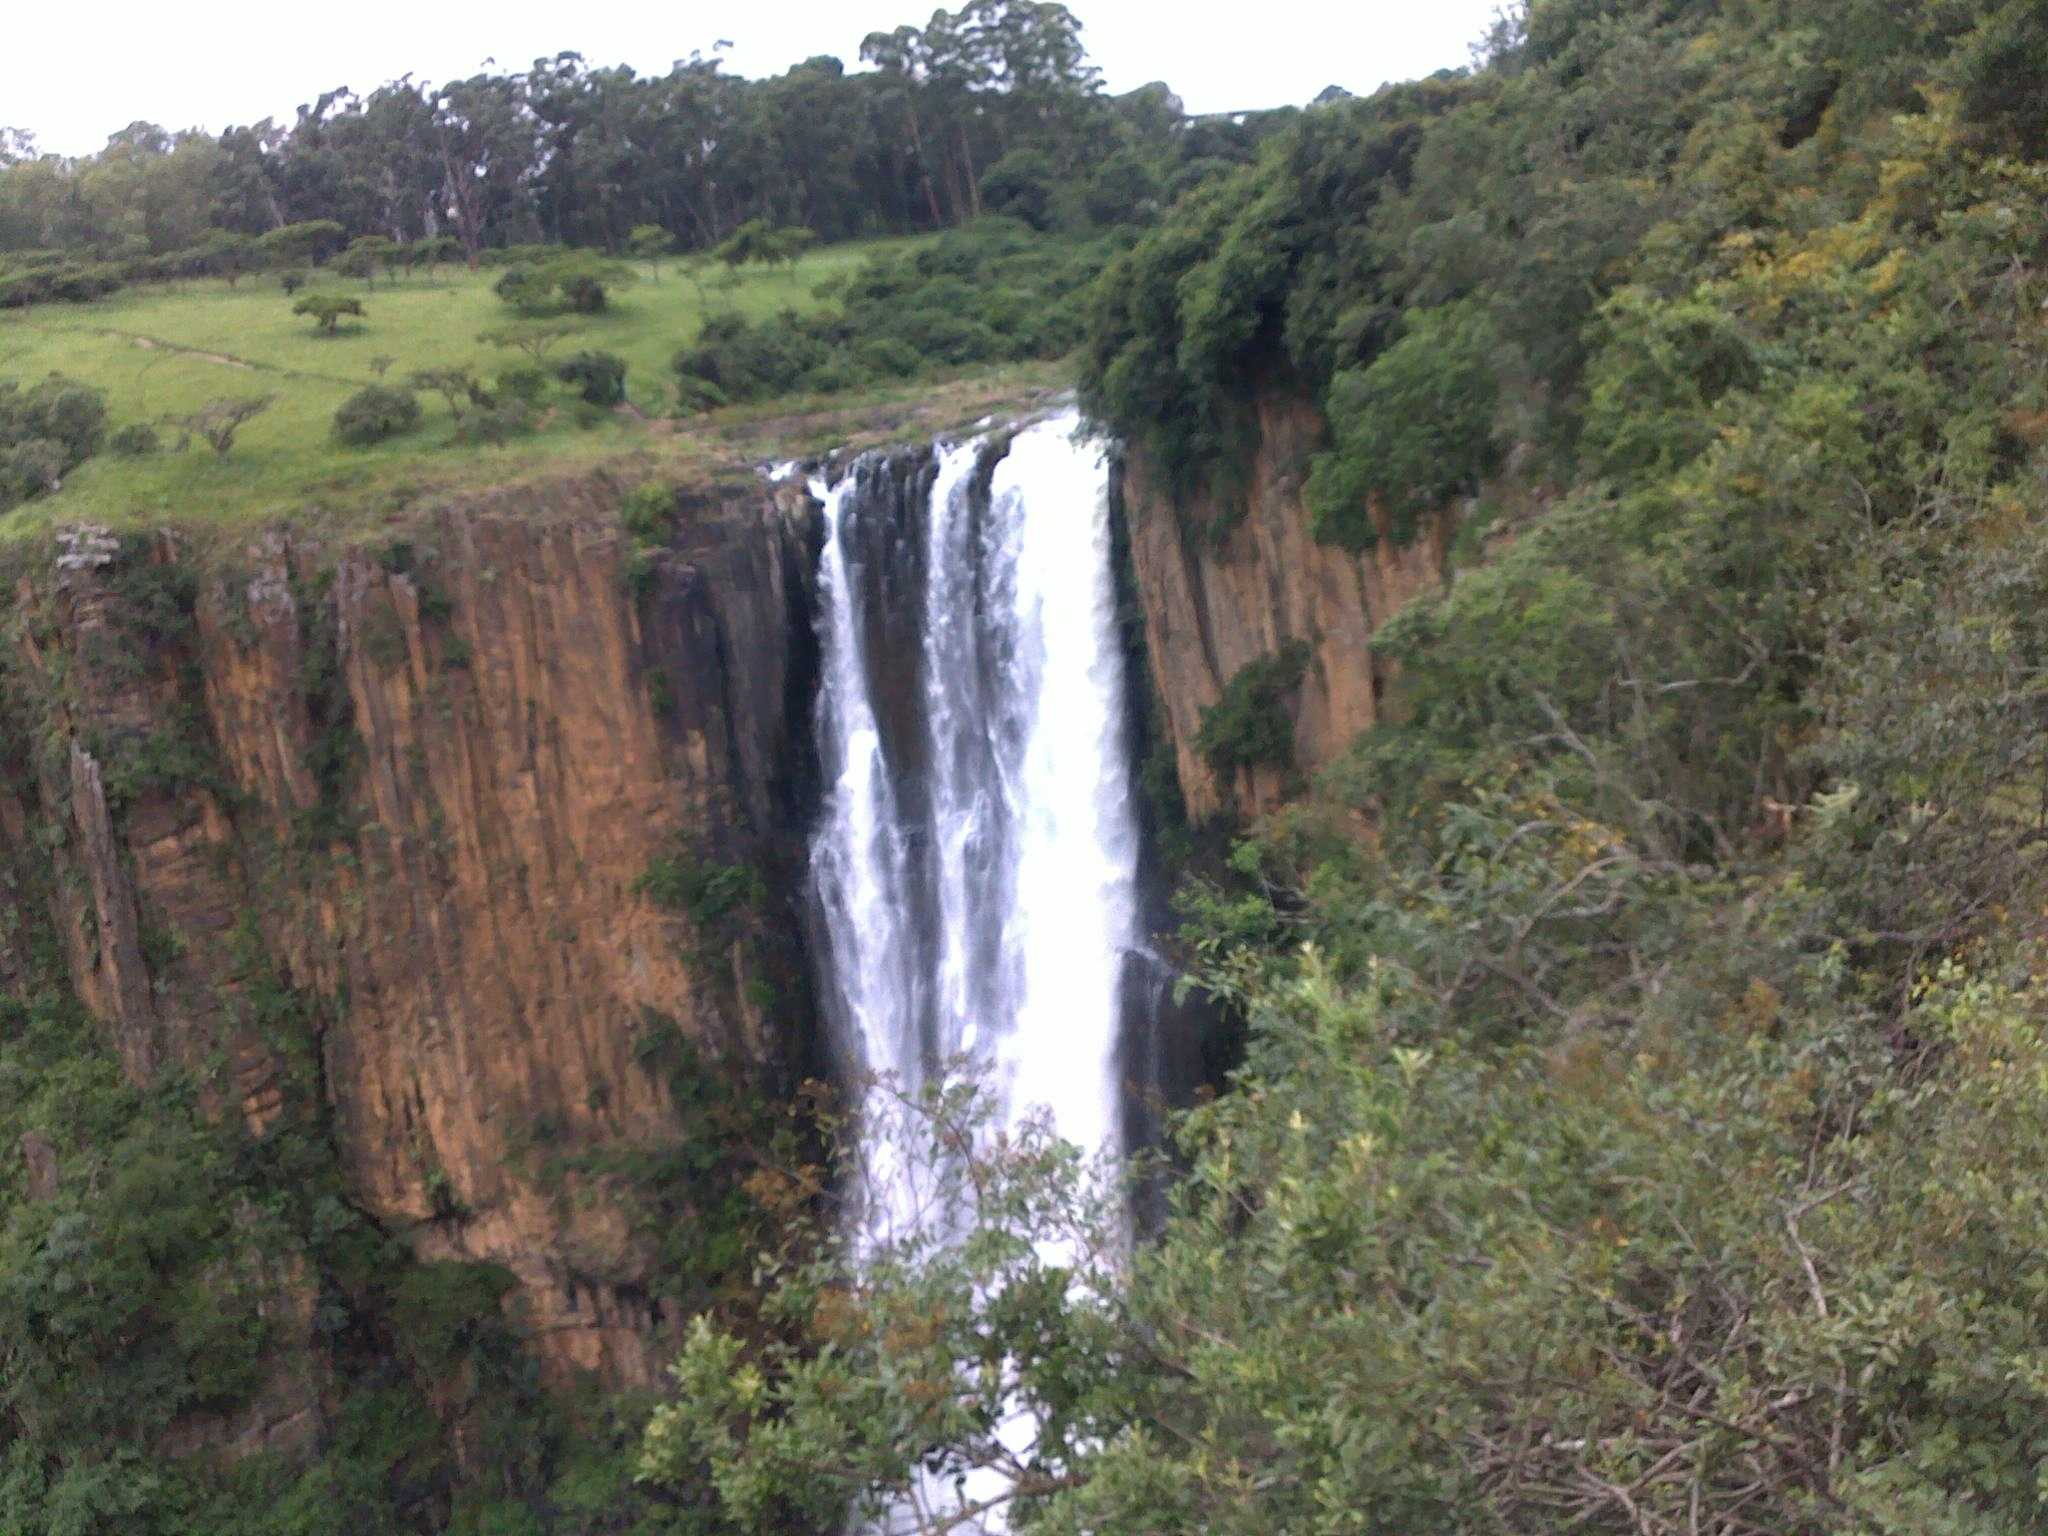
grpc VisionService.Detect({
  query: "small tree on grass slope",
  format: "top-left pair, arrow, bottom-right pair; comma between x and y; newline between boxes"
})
293,292 -> 365,335
168,396 -> 274,456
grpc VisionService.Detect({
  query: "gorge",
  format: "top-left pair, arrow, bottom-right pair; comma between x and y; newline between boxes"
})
15,5 -> 2048,1528
0,382 -> 1395,1487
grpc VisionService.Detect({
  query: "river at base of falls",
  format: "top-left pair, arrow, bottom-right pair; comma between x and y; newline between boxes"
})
807,410 -> 1143,1531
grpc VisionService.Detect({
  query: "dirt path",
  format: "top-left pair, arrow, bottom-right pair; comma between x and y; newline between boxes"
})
129,335 -> 252,369
112,329 -> 366,387
5,312 -> 371,388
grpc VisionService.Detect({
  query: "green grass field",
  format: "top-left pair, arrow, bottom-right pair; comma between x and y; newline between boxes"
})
0,240 -> 951,540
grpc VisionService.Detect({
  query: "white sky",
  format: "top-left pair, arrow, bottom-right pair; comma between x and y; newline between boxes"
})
6,0 -> 1505,157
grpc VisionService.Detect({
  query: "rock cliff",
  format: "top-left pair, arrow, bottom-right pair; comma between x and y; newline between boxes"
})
1120,388 -> 1452,821
0,470 -> 822,1407
0,383 -> 1431,1477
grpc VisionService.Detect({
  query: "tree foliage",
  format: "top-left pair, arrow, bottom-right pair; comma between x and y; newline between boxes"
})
167,395 -> 274,455
673,218 -> 1109,405
291,291 -> 363,334
552,350 -> 626,407
0,375 -> 107,511
710,219 -> 816,269
0,2 -> 1259,286
331,385 -> 421,446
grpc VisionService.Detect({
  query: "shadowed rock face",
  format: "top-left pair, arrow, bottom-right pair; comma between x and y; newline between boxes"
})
0,471 -> 824,1422
1120,387 -> 1453,822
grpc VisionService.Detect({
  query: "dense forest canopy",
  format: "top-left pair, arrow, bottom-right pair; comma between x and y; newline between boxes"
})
0,1 -> 1292,269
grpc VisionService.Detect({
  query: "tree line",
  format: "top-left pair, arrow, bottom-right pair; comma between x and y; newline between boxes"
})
0,1 -> 1299,273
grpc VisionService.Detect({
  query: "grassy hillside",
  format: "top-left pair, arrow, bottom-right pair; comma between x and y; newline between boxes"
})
0,243 -> 903,537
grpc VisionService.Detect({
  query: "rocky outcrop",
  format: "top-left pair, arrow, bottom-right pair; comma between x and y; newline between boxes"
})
1121,388 -> 1453,821
0,471 -> 822,1403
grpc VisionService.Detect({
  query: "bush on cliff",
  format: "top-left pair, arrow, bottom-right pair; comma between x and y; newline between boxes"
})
1195,642 -> 1310,775
1305,302 -> 1502,550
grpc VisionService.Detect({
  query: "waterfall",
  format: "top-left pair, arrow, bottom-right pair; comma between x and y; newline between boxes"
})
809,404 -> 1142,1252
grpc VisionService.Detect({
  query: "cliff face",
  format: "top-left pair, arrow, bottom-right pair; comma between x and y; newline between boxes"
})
0,387 -> 1437,1476
0,473 -> 821,1403
1121,388 -> 1452,822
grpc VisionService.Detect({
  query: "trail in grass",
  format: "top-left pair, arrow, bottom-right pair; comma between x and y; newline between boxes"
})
2,313 -> 378,388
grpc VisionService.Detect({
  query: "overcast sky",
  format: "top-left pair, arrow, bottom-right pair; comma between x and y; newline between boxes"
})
7,0 -> 1506,157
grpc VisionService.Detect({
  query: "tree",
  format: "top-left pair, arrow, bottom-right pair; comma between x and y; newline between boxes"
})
430,73 -> 537,267
1305,301 -> 1503,550
639,1080 -> 1130,1535
711,219 -> 816,270
292,292 -> 365,334
0,375 -> 107,510
980,148 -> 1059,230
167,395 -> 274,455
553,349 -> 626,406
1,15 -> 1137,271
627,222 -> 674,278
192,229 -> 259,285
332,384 -> 421,445
492,266 -> 557,314
257,219 -> 345,268
334,234 -> 397,286
407,366 -> 487,419
479,323 -> 574,364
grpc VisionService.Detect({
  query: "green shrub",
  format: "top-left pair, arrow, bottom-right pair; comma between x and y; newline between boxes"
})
635,847 -> 766,934
856,337 -> 922,378
674,311 -> 833,402
553,349 -> 627,406
478,243 -> 554,269
1305,302 -> 1502,550
491,253 -> 627,316
1958,0 -> 2048,157
621,482 -> 674,539
451,401 -> 536,445
0,374 -> 107,509
980,148 -> 1059,230
669,224 -> 1112,409
673,375 -> 729,414
0,257 -> 125,308
558,272 -> 607,314
1577,287 -> 1762,485
1195,642 -> 1310,774
387,1262 -> 519,1374
801,359 -> 861,394
331,385 -> 421,447
1083,147 -> 1164,226
106,422 -> 160,456
493,364 -> 549,404
492,267 -> 555,314
711,219 -> 817,269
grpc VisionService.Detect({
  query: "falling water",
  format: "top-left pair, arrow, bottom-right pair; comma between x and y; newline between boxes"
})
809,404 -> 1142,1251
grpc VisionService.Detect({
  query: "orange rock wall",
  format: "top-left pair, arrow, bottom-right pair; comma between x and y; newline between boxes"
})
0,475 -> 821,1398
1121,389 -> 1452,820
